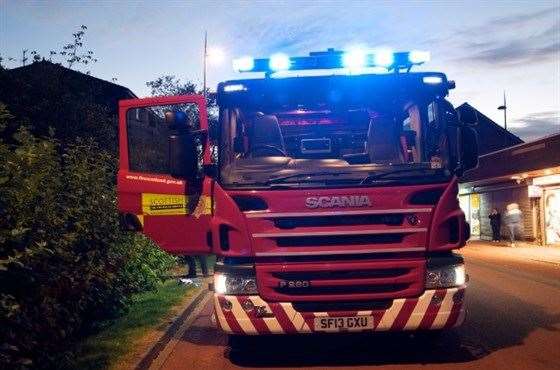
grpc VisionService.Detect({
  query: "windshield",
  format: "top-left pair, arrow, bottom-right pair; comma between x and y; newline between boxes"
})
219,97 -> 451,188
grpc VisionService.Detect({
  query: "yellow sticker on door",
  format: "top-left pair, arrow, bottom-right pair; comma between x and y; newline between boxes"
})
141,193 -> 211,217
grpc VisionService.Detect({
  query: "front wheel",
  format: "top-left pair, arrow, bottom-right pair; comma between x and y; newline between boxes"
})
228,334 -> 257,351
413,330 -> 444,342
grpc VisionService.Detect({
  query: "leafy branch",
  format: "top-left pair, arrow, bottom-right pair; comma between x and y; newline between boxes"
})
59,25 -> 98,71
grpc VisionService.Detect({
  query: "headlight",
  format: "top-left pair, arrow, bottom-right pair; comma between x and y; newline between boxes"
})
214,273 -> 258,295
425,264 -> 466,289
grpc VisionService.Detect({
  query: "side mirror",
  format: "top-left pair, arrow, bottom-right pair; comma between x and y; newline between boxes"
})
429,99 -> 458,128
460,127 -> 479,173
169,130 -> 198,179
458,105 -> 478,125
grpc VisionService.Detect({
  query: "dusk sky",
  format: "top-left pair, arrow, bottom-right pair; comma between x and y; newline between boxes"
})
1,0 -> 559,141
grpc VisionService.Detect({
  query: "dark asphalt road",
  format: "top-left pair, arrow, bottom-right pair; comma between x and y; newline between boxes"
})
154,245 -> 560,370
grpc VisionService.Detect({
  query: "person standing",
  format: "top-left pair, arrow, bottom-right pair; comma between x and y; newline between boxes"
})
488,208 -> 501,242
505,203 -> 523,247
185,255 -> 209,278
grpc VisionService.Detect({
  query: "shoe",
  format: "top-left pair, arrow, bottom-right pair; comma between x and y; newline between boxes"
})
510,243 -> 516,248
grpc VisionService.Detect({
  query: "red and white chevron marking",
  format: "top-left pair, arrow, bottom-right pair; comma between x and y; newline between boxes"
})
214,288 -> 465,335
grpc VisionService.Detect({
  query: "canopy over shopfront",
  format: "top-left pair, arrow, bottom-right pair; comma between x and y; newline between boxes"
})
459,133 -> 560,245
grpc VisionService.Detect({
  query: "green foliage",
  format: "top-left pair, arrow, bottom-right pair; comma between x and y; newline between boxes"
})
74,280 -> 192,370
146,75 -> 198,97
59,25 -> 98,71
146,74 -> 217,111
0,103 -> 176,369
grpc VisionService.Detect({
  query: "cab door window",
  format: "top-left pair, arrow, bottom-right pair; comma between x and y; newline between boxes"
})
126,103 -> 200,173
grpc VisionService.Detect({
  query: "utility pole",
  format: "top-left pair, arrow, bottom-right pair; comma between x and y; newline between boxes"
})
203,30 -> 207,100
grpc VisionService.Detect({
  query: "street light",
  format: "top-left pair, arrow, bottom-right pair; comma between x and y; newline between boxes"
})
497,90 -> 507,131
207,47 -> 225,65
203,31 -> 225,99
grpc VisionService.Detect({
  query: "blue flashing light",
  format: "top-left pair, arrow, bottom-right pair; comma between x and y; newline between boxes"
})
232,49 -> 432,74
373,50 -> 394,68
423,76 -> 443,84
342,48 -> 367,69
233,56 -> 254,72
269,53 -> 291,71
409,50 -> 430,64
223,83 -> 247,92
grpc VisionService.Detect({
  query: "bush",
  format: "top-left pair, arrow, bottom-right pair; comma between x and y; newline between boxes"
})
0,103 -> 176,369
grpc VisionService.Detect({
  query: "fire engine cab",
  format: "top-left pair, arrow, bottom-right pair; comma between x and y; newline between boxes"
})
118,49 -> 478,339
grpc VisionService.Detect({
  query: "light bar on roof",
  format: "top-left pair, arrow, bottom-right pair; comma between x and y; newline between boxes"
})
232,56 -> 255,72
342,48 -> 368,69
232,49 -> 430,74
269,53 -> 291,71
373,49 -> 394,68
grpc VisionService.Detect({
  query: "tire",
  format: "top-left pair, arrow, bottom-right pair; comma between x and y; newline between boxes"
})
414,330 -> 444,342
228,334 -> 256,351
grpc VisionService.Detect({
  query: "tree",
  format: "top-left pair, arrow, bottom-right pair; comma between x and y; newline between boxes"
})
146,75 -> 218,142
0,25 -> 99,73
146,75 -> 197,97
59,25 -> 98,72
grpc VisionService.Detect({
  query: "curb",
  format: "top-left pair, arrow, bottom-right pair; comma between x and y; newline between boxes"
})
134,280 -> 211,370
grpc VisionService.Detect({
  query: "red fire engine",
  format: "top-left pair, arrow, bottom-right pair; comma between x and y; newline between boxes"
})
118,49 -> 478,339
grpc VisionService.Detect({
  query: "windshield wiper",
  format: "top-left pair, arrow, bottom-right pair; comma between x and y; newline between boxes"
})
266,171 -> 353,184
360,167 -> 443,185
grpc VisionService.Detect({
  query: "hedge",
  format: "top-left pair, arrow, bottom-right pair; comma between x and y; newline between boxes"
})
0,103 -> 176,369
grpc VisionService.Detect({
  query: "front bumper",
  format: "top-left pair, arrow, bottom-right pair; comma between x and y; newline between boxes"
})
214,287 -> 466,335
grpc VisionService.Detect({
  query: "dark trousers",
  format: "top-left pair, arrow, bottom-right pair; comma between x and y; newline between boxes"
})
491,224 -> 500,241
185,255 -> 208,277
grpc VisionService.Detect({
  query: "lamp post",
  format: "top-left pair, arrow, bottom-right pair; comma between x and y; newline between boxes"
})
203,31 -> 207,99
203,31 -> 224,99
497,90 -> 507,131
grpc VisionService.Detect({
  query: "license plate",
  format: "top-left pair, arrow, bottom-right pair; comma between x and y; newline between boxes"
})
314,316 -> 374,332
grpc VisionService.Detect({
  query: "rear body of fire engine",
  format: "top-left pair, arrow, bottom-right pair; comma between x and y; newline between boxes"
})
117,50 -> 478,338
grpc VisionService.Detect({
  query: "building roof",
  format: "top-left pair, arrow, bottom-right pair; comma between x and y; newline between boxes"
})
0,60 -> 137,152
456,103 -> 523,155
8,60 -> 136,98
461,132 -> 560,185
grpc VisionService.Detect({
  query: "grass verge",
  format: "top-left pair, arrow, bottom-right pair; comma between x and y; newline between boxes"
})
74,279 -> 197,370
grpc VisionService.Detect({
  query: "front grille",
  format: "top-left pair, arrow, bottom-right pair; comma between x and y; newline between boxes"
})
256,259 -> 425,302
276,284 -> 409,295
273,268 -> 408,280
274,214 -> 404,229
276,233 -> 404,247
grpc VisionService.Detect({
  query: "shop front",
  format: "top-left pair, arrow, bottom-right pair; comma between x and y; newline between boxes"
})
534,175 -> 560,245
459,134 -> 560,246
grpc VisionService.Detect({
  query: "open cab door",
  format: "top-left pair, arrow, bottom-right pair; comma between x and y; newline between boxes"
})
118,95 -> 212,255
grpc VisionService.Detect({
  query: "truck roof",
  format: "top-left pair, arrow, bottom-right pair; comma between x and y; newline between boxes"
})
217,72 -> 452,108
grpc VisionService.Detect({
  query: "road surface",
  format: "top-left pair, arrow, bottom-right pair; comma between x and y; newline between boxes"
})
152,244 -> 560,370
